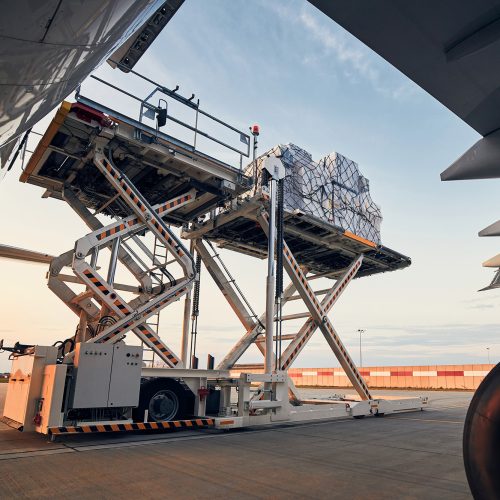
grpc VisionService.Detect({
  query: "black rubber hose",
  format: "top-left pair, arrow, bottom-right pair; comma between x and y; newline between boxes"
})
276,178 -> 285,298
275,178 -> 285,367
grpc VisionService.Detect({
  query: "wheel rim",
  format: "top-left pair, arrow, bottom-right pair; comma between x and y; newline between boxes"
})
148,389 -> 179,421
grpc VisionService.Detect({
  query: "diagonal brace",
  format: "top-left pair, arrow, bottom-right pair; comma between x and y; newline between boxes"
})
279,254 -> 363,370
257,213 -> 372,400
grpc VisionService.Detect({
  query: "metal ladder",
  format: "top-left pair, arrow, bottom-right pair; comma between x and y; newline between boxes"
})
143,236 -> 170,367
204,239 -> 263,329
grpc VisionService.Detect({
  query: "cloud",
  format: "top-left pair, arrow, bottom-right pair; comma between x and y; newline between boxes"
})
264,1 -> 418,101
461,297 -> 497,310
296,321 -> 499,366
297,10 -> 379,84
347,323 -> 500,355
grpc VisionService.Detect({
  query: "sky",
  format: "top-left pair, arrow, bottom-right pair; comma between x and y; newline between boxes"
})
1,0 -> 500,372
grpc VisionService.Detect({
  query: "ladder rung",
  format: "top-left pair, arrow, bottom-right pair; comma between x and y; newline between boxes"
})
255,333 -> 298,342
287,288 -> 330,301
306,271 -> 338,281
279,312 -> 310,321
149,263 -> 169,273
233,363 -> 264,370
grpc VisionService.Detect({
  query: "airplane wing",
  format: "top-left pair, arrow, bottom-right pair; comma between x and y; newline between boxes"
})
0,244 -> 54,265
308,1 -> 500,180
0,0 -> 184,176
309,0 -> 500,294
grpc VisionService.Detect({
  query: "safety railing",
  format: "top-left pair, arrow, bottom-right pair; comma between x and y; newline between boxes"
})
76,62 -> 251,169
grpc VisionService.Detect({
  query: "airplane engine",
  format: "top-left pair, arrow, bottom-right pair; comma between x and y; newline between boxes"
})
463,362 -> 500,499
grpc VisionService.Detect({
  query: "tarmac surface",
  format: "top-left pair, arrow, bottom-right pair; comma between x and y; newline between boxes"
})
0,384 -> 472,499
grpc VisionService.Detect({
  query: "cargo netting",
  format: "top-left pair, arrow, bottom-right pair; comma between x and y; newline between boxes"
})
248,144 -> 382,244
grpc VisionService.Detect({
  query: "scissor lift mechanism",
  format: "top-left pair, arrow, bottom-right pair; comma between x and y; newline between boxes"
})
2,93 -> 425,436
184,198 -> 386,401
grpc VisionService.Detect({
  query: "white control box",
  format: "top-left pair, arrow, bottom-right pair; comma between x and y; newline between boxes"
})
108,343 -> 142,408
72,343 -> 142,409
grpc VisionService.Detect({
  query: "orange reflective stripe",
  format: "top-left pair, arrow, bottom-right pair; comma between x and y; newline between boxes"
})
343,230 -> 377,248
20,101 -> 72,183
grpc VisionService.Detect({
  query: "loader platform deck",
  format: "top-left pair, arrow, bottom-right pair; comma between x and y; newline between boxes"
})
20,99 -> 252,224
184,194 -> 411,278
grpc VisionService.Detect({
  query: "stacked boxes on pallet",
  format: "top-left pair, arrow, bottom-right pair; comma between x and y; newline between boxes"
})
248,143 -> 382,244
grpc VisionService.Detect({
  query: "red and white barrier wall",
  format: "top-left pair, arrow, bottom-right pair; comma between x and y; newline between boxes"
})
231,364 -> 495,390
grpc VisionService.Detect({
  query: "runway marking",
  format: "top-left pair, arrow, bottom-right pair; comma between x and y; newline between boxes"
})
0,448 -> 74,461
425,404 -> 469,411
393,416 -> 463,424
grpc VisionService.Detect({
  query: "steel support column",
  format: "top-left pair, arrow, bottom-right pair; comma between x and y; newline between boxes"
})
257,213 -> 372,401
217,282 -> 296,370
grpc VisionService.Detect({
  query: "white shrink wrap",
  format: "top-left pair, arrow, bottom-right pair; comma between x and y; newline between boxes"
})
247,144 -> 382,244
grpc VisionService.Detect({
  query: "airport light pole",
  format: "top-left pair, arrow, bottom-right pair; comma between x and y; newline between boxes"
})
487,347 -> 490,364
357,329 -> 365,367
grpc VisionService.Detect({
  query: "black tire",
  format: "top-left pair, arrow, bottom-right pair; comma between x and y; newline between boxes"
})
463,362 -> 500,500
133,378 -> 194,423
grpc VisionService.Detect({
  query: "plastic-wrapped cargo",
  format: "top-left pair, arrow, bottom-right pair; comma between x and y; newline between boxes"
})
247,143 -> 382,244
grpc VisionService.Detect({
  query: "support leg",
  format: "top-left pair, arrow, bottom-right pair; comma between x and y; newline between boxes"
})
257,213 -> 372,401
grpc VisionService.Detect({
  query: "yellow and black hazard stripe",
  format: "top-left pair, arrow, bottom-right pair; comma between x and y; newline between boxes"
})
114,288 -> 186,340
283,245 -> 322,318
151,219 -> 184,258
281,260 -> 362,369
136,325 -> 179,365
83,269 -> 111,296
95,193 -> 193,242
157,193 -> 193,214
96,222 -> 127,241
48,418 -> 214,436
100,158 -> 189,262
103,159 -> 148,214
80,264 -> 181,365
281,320 -> 315,370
